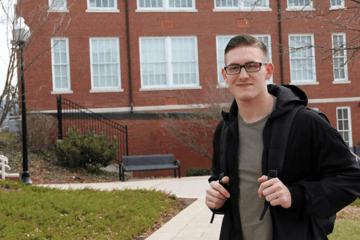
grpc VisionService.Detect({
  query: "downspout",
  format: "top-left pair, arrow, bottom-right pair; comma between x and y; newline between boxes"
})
125,0 -> 134,113
277,0 -> 284,86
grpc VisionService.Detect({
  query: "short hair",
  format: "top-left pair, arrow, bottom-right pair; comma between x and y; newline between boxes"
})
224,35 -> 268,62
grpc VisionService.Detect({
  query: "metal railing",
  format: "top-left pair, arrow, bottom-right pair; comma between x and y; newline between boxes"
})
57,95 -> 128,163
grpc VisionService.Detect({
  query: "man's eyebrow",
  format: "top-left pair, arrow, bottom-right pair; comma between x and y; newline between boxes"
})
227,61 -> 257,66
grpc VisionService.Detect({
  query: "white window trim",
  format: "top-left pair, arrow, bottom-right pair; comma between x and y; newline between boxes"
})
336,106 -> 353,147
215,34 -> 273,87
48,0 -> 69,12
139,36 -> 200,90
213,0 -> 272,12
286,0 -> 314,11
51,38 -> 71,92
89,37 -> 123,92
289,34 -> 317,84
86,0 -> 120,12
332,33 -> 349,83
51,90 -> 73,94
329,0 -> 345,10
136,0 -> 197,12
139,86 -> 202,91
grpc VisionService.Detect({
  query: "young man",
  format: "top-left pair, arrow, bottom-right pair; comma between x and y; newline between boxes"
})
205,35 -> 360,240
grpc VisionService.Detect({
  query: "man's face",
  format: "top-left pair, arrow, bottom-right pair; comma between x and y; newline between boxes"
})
221,46 -> 274,103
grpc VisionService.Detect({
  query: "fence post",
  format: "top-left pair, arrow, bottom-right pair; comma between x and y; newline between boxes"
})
57,95 -> 63,140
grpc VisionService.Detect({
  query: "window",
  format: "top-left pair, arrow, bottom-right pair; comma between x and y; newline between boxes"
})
330,0 -> 345,9
48,0 -> 68,11
90,38 -> 122,91
287,0 -> 313,10
87,0 -> 119,12
216,35 -> 272,85
139,37 -> 199,89
289,34 -> 317,83
337,107 -> 353,147
137,0 -> 196,11
51,38 -> 71,92
332,33 -> 348,82
214,0 -> 270,11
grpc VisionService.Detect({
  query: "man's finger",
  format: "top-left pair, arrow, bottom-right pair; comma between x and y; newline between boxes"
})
210,181 -> 231,198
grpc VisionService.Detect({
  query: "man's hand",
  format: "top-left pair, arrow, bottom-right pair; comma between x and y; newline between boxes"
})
258,175 -> 292,209
206,176 -> 230,209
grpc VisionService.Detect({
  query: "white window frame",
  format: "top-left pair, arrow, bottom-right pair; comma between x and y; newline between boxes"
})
51,38 -> 72,94
286,0 -> 314,11
332,33 -> 349,84
336,106 -> 353,147
86,0 -> 120,12
289,34 -> 318,85
330,0 -> 345,9
48,0 -> 69,12
216,34 -> 273,87
139,36 -> 200,91
89,37 -> 123,93
136,0 -> 197,12
213,0 -> 272,12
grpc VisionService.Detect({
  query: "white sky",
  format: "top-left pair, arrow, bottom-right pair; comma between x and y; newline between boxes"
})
0,23 -> 10,94
0,3 -> 16,94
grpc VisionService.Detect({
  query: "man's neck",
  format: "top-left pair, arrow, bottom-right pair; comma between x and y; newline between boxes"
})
236,93 -> 275,124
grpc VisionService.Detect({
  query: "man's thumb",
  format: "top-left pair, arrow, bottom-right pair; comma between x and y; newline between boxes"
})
222,176 -> 230,184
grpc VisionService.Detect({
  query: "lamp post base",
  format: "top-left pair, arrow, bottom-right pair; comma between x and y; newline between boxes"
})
21,172 -> 32,185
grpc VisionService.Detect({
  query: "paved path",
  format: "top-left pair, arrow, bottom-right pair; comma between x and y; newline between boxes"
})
39,176 -> 223,240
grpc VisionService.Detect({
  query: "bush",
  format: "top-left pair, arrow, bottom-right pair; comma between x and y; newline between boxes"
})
186,167 -> 212,176
54,128 -> 118,173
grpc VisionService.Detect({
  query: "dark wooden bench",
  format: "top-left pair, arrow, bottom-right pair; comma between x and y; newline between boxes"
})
119,154 -> 181,181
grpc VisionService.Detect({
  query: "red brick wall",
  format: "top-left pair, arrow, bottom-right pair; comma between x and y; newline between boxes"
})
20,0 -> 360,178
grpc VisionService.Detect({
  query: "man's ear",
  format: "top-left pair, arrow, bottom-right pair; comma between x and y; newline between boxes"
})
265,63 -> 274,79
222,68 -> 228,84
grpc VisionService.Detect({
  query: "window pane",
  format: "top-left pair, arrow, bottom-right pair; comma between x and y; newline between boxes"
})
52,39 -> 70,90
289,35 -> 314,81
171,38 -> 197,85
91,38 -> 120,88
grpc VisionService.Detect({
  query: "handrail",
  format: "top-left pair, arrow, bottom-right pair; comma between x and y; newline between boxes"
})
57,95 -> 129,162
0,155 -> 11,180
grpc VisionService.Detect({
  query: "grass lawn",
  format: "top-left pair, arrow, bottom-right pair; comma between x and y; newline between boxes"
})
328,198 -> 360,240
0,180 -> 182,239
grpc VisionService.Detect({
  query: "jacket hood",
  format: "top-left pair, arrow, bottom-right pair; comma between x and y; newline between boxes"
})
222,84 -> 308,122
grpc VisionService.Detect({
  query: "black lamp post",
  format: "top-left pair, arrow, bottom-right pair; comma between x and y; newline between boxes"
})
13,17 -> 32,185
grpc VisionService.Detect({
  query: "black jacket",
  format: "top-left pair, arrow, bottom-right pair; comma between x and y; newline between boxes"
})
209,84 -> 360,240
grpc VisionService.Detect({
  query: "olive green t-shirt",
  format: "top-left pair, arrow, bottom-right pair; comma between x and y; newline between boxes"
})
238,97 -> 276,240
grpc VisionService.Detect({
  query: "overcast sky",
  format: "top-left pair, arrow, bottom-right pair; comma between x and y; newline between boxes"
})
0,3 -> 16,94
0,23 -> 9,94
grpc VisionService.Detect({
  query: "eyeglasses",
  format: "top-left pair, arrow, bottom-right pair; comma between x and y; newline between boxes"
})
224,62 -> 267,75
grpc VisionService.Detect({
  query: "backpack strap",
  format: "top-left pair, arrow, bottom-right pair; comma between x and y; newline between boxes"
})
267,105 -> 304,176
259,105 -> 303,220
220,122 -> 228,175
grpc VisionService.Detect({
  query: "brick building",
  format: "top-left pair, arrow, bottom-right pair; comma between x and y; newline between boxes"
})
20,0 -> 360,177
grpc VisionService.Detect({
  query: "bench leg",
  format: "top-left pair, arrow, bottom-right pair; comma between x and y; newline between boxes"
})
178,167 -> 181,178
119,166 -> 125,181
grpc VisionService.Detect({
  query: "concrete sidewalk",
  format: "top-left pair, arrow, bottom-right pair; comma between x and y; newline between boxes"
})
38,176 -> 223,240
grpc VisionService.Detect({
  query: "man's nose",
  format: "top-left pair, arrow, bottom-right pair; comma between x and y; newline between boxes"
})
238,67 -> 249,79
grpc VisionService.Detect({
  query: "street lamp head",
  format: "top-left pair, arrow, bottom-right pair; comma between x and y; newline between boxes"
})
13,17 -> 31,44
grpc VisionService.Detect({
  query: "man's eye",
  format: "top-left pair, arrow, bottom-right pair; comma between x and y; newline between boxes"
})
228,65 -> 239,71
246,63 -> 259,69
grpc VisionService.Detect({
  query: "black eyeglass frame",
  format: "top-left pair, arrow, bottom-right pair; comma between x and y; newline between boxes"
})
224,62 -> 268,75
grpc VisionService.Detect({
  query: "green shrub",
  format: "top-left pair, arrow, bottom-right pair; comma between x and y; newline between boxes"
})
54,128 -> 118,173
186,167 -> 212,176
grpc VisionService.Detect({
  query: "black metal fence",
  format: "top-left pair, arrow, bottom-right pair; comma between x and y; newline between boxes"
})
57,95 -> 128,162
